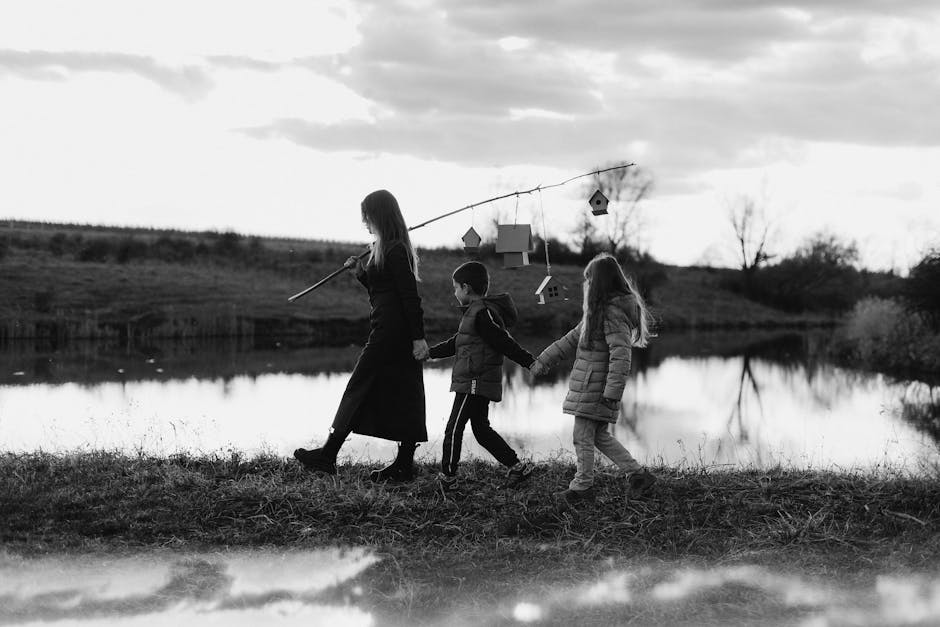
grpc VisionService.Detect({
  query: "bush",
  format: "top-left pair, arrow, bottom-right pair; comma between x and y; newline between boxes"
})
744,233 -> 863,313
906,250 -> 940,329
77,237 -> 114,262
151,236 -> 196,262
212,232 -> 243,258
842,297 -> 940,372
115,237 -> 148,264
48,233 -> 68,257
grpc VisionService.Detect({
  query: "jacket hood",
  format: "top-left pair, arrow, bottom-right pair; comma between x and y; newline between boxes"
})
461,292 -> 518,328
608,292 -> 640,329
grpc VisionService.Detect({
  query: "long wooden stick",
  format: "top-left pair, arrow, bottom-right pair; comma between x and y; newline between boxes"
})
287,162 -> 634,302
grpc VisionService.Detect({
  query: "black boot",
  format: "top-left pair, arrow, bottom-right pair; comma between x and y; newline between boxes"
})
293,428 -> 347,475
369,441 -> 418,482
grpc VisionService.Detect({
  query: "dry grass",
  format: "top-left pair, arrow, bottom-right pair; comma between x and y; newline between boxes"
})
3,452 -> 939,624
2,452 -> 937,560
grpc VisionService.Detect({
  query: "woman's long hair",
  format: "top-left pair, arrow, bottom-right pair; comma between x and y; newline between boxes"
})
580,253 -> 653,348
360,189 -> 420,279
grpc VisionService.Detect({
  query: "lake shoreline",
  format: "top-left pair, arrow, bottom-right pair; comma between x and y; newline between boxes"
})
4,452 -> 938,623
3,452 -> 936,557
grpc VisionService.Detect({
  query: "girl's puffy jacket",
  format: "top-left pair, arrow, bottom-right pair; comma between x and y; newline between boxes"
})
537,293 -> 639,422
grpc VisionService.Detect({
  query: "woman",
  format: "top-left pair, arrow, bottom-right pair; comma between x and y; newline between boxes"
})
294,189 -> 429,481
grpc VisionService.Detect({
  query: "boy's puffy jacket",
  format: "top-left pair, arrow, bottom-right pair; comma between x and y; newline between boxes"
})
450,293 -> 518,401
537,293 -> 639,422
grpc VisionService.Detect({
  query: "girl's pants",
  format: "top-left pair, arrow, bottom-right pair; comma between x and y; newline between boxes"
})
441,392 -> 520,476
570,416 -> 641,490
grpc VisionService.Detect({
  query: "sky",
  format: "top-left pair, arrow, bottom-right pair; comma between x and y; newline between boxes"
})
1,0 -> 938,271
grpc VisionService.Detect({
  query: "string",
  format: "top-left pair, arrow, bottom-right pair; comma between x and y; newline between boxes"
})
538,187 -> 551,275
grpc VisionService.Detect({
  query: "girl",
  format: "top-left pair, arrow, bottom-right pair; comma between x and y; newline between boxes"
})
294,189 -> 429,482
531,253 -> 656,507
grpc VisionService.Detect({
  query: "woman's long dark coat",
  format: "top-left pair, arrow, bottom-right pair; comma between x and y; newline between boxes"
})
330,241 -> 427,442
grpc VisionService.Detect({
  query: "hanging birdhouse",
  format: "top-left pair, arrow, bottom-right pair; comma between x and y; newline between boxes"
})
495,224 -> 533,268
535,275 -> 568,305
462,227 -> 482,253
589,189 -> 609,216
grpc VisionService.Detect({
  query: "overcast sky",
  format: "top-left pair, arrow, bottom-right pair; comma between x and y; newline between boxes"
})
1,0 -> 938,270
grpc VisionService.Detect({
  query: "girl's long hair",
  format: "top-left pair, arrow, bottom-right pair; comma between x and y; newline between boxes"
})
580,253 -> 653,348
360,189 -> 420,279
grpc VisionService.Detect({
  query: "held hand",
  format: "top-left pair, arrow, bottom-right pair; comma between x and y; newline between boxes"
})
601,397 -> 620,410
344,255 -> 363,271
412,339 -> 430,361
529,361 -> 545,376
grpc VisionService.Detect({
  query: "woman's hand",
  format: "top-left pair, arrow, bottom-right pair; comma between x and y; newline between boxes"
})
529,361 -> 546,376
344,255 -> 363,272
601,397 -> 620,410
412,339 -> 430,361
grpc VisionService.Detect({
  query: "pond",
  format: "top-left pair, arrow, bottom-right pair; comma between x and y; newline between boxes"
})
1,330 -> 937,474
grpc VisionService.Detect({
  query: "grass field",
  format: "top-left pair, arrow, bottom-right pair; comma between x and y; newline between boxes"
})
1,220 -> 833,341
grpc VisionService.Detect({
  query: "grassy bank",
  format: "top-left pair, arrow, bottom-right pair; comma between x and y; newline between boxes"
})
3,452 -> 938,559
3,453 -> 939,623
0,221 -> 834,342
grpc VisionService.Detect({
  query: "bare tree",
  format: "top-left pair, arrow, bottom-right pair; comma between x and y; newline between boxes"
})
727,194 -> 774,283
573,208 -> 599,256
585,163 -> 654,255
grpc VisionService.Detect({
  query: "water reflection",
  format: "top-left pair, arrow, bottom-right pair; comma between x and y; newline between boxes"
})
505,563 -> 940,626
0,548 -> 378,625
0,332 -> 937,473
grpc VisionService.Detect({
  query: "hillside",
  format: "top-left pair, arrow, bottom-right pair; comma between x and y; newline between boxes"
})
0,220 -> 832,342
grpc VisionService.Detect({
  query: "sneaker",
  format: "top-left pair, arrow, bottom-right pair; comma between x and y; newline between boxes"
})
293,447 -> 336,475
628,469 -> 657,495
554,487 -> 596,509
504,460 -> 535,487
437,472 -> 458,492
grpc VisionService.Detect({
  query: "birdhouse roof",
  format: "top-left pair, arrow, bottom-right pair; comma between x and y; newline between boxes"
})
589,189 -> 609,205
462,227 -> 481,246
535,275 -> 560,294
495,224 -> 533,253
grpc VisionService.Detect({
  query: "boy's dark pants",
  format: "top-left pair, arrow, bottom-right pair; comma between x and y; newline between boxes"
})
442,392 -> 519,476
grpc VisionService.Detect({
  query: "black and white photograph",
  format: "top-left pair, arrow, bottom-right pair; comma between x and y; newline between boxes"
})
1,1 -> 939,625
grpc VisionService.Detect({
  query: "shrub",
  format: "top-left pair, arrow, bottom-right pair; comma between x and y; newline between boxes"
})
77,237 -> 114,262
744,233 -> 863,313
115,237 -> 148,264
842,297 -> 940,371
212,231 -> 243,258
906,250 -> 940,329
843,297 -> 906,362
152,236 -> 196,262
48,232 -> 68,257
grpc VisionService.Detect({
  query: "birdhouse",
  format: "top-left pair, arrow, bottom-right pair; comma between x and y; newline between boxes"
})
462,227 -> 482,253
589,189 -> 609,216
535,275 -> 568,305
495,224 -> 534,268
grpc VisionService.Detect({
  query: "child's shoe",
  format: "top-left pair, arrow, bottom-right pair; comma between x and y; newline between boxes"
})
292,447 -> 337,475
504,460 -> 535,487
437,472 -> 458,492
554,487 -> 595,509
627,469 -> 657,496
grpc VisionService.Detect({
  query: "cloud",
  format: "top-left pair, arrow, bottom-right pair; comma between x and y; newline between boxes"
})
236,0 -> 940,194
0,49 -> 213,100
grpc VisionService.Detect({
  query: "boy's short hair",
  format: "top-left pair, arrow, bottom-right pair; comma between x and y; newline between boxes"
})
453,261 -> 489,296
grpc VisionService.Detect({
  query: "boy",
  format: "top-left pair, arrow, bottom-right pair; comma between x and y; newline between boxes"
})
427,261 -> 536,490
